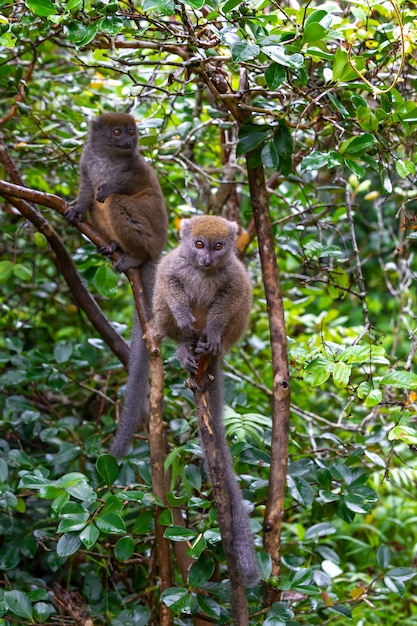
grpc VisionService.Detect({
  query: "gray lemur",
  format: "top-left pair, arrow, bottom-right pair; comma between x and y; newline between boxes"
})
65,113 -> 168,456
152,215 -> 260,586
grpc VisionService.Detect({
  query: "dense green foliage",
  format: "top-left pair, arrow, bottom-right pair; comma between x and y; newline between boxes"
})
1,0 -> 417,624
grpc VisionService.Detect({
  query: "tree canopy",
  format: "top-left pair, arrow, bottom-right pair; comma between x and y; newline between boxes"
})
1,0 -> 417,624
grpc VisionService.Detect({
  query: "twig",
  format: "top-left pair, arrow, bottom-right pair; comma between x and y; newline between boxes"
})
345,184 -> 370,330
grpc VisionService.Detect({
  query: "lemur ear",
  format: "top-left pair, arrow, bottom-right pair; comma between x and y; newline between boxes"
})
179,218 -> 191,239
228,220 -> 238,239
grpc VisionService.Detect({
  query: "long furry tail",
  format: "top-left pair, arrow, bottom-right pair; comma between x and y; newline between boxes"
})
110,262 -> 155,457
206,358 -> 260,586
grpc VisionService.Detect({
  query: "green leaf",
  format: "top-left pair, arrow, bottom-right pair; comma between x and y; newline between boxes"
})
305,9 -> 329,26
292,568 -> 312,586
142,0 -> 175,14
364,450 -> 385,467
158,508 -> 173,526
183,464 -> 202,491
33,601 -> 55,622
55,473 -> 96,502
56,532 -> 81,557
343,493 -> 370,514
388,425 -> 417,445
363,388 -> 382,408
58,517 -> 88,533
196,594 -> 221,620
272,121 -> 292,166
33,232 -> 48,248
222,0 -> 242,11
188,555 -> 215,587
117,490 -> 145,503
183,0 -> 205,7
253,550 -> 270,581
66,21 -> 99,48
344,158 -> 366,178
115,536 -> 135,561
25,0 -> 56,17
13,263 -> 32,281
304,523 -> 337,541
231,40 -> 260,62
396,159 -> 416,179
4,590 -> 33,620
237,123 -> 270,156
96,454 -> 120,487
262,45 -> 304,69
305,357 -> 332,386
332,47 -> 363,82
384,576 -> 405,595
265,63 -> 286,89
377,544 -> 391,569
327,603 -> 352,618
100,16 -> 124,36
301,150 -> 343,170
94,264 -> 119,298
288,476 -> 314,506
332,361 -> 351,389
340,133 -> 377,156
95,513 -> 126,534
0,260 -> 14,280
386,567 -> 416,581
261,140 -> 280,170
164,526 -> 198,542
266,599 -> 296,621
161,587 -> 192,612
0,458 -> 8,482
187,535 -> 207,559
327,92 -> 350,119
53,341 -> 73,364
0,32 -> 17,48
133,510 -> 154,534
381,370 -> 417,389
79,522 -> 100,549
302,22 -> 327,43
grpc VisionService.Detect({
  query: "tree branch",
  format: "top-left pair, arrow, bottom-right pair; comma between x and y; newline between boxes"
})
0,185 -> 130,367
246,160 -> 290,594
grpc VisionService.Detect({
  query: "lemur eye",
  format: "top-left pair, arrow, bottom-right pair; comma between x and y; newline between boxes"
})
114,129 -> 122,136
128,128 -> 135,135
214,242 -> 224,251
195,240 -> 204,249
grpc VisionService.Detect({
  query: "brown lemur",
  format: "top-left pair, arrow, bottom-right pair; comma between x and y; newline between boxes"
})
152,215 -> 260,586
65,113 -> 168,456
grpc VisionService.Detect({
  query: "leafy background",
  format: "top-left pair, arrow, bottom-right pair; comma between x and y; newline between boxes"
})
1,0 -> 417,624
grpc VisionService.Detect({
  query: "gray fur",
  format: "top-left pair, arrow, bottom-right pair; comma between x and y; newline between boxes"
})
66,113 -> 168,455
153,216 -> 260,586
65,112 -> 167,271
110,262 -> 155,457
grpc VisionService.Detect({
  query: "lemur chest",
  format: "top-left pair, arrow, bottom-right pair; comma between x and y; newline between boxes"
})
187,275 -> 225,331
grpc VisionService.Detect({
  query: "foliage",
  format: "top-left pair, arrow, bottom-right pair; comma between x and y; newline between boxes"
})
1,0 -> 417,624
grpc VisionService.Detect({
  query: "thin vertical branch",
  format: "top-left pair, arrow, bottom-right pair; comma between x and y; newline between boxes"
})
246,160 -> 291,593
345,185 -> 370,329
